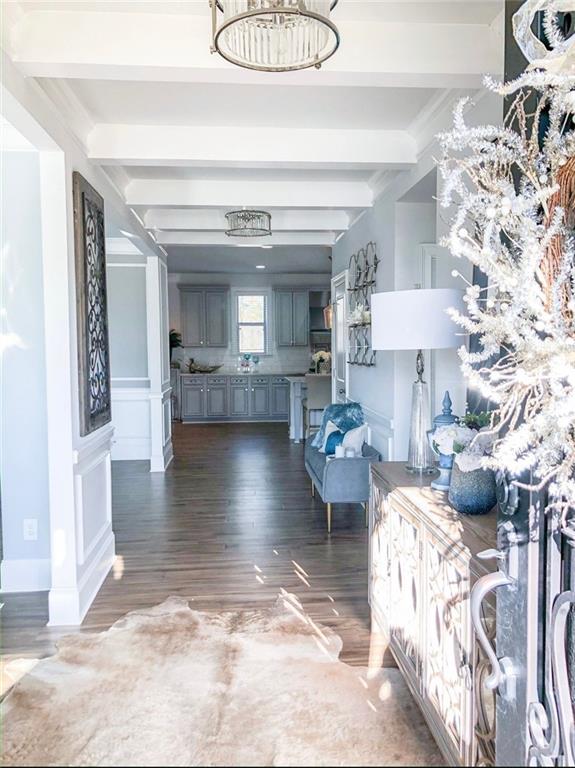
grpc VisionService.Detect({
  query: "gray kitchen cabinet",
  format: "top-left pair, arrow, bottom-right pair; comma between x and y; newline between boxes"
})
275,291 -> 295,347
181,379 -> 206,418
205,290 -> 228,347
274,289 -> 309,347
179,286 -> 229,348
271,378 -> 289,417
292,291 -> 310,346
206,385 -> 227,417
180,374 -> 288,423
181,289 -> 204,347
250,377 -> 270,416
230,385 -> 250,416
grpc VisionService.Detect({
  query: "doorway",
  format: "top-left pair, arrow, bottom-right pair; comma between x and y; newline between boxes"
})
331,270 -> 348,404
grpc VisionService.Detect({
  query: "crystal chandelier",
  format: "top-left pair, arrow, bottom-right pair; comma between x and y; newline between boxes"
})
210,0 -> 340,72
225,209 -> 272,237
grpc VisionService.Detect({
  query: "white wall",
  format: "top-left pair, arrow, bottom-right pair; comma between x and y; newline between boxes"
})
107,255 -> 151,460
393,202 -> 437,460
1,49 -> 167,622
1,150 -> 51,591
168,271 -> 330,374
332,91 -> 504,461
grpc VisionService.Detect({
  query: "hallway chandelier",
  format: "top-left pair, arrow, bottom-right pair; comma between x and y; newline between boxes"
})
225,209 -> 272,237
210,0 -> 340,72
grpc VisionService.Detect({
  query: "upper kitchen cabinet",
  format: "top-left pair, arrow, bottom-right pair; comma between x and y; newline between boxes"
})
274,289 -> 309,347
179,286 -> 229,348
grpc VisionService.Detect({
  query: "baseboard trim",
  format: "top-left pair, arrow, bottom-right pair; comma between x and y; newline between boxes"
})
48,526 -> 115,626
0,557 -> 51,593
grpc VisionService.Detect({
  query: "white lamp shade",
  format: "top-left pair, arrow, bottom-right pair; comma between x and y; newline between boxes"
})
371,288 -> 465,351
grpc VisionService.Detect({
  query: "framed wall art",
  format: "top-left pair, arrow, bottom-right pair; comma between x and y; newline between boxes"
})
72,171 -> 111,436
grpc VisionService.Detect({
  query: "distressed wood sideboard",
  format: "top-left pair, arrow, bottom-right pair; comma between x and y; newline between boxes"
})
369,462 -> 497,767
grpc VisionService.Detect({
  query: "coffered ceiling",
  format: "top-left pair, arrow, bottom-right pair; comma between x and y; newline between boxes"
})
2,0 -> 505,272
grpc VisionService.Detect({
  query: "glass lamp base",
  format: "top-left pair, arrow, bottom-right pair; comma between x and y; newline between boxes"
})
406,464 -> 437,475
406,379 -> 435,474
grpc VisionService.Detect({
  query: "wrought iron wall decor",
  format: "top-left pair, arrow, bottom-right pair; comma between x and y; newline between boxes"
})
73,172 -> 112,436
347,240 -> 378,366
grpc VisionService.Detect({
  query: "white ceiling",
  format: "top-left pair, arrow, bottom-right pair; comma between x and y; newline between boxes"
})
125,167 -> 375,182
18,1 -> 503,25
64,80 -> 439,130
166,245 -> 332,274
3,1 -> 505,274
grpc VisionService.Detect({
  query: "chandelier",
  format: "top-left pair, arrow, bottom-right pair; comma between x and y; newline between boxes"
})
225,209 -> 272,237
210,0 -> 340,72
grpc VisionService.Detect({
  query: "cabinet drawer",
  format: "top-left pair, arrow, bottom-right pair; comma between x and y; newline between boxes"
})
207,375 -> 228,385
230,376 -> 248,385
272,376 -> 288,385
182,376 -> 205,387
251,376 -> 269,386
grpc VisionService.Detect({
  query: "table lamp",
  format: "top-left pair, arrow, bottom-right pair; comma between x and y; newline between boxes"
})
371,287 -> 465,473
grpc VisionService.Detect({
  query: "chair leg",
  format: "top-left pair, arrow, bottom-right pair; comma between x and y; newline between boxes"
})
364,502 -> 369,528
327,502 -> 332,534
311,480 -> 315,498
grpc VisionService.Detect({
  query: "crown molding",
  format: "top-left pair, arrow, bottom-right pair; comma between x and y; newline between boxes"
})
36,79 -> 95,152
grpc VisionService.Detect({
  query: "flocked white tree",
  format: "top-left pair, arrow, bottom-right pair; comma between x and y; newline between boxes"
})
438,1 -> 575,517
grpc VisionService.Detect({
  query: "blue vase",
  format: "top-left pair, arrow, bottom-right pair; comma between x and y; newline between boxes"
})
433,451 -> 454,491
428,391 -> 458,491
448,463 -> 497,516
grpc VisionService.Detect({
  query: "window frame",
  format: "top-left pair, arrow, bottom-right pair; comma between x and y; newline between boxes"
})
234,290 -> 271,356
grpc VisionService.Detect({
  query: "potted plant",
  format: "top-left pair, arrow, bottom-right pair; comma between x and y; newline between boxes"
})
312,350 -> 332,374
169,329 -> 183,366
448,413 -> 497,516
429,423 -> 476,491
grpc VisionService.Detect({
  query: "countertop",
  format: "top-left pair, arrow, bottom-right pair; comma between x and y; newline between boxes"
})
178,371 -> 308,377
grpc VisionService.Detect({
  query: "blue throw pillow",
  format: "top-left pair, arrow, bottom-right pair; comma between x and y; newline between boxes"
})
311,402 -> 365,449
324,430 -> 344,456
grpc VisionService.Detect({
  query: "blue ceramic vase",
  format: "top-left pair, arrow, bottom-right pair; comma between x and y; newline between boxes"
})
448,462 -> 497,516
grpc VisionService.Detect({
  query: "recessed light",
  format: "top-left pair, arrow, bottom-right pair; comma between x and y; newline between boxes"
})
256,265 -> 266,269
261,245 -> 273,249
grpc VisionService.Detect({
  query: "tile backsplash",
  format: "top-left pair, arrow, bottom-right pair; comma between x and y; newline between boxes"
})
172,345 -> 312,374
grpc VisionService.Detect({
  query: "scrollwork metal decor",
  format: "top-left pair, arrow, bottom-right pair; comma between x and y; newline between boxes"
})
347,241 -> 378,366
527,517 -> 575,767
73,172 -> 111,436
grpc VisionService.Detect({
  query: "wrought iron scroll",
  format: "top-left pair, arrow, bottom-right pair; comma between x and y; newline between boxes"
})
347,241 -> 378,366
73,172 -> 111,436
527,517 -> 575,767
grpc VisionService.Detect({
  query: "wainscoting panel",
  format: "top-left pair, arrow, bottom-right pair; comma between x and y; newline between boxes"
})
49,425 -> 115,625
359,404 -> 394,461
111,386 -> 152,460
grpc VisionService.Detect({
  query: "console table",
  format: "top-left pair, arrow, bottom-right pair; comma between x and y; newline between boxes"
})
369,462 -> 497,767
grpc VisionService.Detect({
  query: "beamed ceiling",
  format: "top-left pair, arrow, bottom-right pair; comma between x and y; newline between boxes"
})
2,0 -> 505,273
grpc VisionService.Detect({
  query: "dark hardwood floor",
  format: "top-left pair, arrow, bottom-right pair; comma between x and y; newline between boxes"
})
2,423 -> 391,668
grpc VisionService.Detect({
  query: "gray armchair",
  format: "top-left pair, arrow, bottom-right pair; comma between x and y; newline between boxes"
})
305,440 -> 381,533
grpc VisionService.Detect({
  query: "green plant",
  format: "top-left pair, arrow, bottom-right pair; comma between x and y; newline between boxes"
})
169,329 -> 183,361
462,411 -> 492,431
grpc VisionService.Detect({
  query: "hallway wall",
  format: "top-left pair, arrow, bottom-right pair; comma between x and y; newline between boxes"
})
332,92 -> 504,461
1,51 -> 169,621
1,150 -> 51,591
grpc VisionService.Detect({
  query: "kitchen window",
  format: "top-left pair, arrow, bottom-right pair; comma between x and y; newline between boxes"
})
237,293 -> 268,355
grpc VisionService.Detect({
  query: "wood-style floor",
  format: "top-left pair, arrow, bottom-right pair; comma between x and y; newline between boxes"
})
2,422 -> 391,667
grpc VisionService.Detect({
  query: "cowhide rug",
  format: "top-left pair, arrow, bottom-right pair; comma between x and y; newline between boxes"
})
2,594 -> 443,767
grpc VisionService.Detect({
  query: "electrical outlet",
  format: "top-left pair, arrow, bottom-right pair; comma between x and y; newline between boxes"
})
23,518 -> 38,541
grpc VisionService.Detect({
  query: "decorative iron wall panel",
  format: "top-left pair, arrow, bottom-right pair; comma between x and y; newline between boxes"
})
73,172 -> 111,436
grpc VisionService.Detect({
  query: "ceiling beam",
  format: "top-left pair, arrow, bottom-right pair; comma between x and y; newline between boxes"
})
10,11 -> 503,88
126,179 -> 372,210
144,209 -> 350,232
156,231 -> 336,247
88,125 -> 416,169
